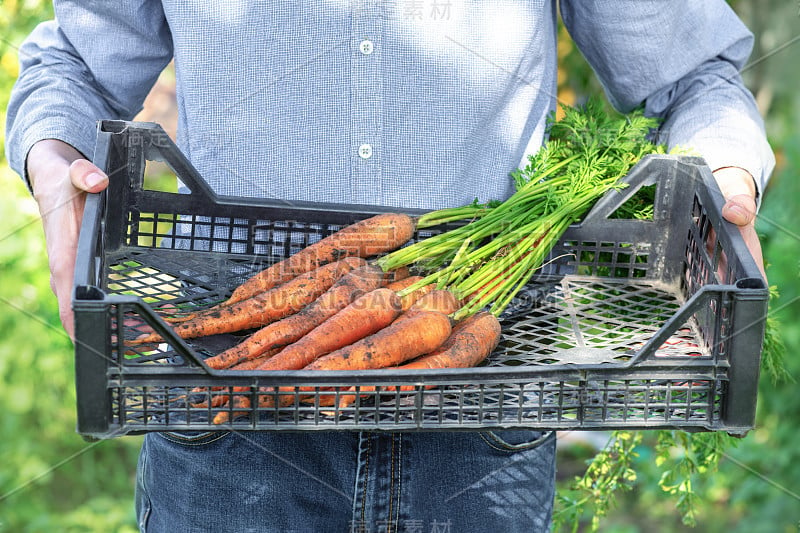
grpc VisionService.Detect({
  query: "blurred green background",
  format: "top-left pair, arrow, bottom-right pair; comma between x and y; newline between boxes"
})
1,2 -> 797,531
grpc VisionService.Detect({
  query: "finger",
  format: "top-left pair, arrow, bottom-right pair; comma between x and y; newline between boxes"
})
721,194 -> 757,227
739,225 -> 767,282
51,273 -> 76,341
69,158 -> 109,193
60,299 -> 76,342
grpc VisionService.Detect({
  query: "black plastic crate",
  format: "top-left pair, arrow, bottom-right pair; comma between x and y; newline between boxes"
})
73,121 -> 769,439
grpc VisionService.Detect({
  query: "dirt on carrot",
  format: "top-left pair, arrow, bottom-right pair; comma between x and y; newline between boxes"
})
253,287 -> 403,371
130,257 -> 365,344
385,275 -> 424,293
400,289 -> 460,317
304,309 -> 452,372
336,311 -> 501,407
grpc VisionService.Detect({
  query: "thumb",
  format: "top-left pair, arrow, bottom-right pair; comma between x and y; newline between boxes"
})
69,158 -> 109,193
721,194 -> 757,227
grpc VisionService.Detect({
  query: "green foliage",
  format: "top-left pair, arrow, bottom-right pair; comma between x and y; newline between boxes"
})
1,4 -> 141,531
653,431 -> 739,527
554,432 -> 643,532
0,174 -> 143,532
760,287 -> 791,385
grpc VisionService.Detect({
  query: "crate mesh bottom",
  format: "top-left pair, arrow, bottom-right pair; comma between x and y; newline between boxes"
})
110,247 -> 704,368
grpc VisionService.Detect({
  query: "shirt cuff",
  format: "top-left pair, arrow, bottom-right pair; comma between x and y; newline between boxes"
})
12,116 -> 98,191
684,135 -> 773,209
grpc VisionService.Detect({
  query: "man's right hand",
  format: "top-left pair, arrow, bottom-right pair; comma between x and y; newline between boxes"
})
27,139 -> 109,341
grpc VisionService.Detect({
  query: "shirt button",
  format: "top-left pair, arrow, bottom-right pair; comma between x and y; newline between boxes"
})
359,39 -> 374,55
358,144 -> 373,159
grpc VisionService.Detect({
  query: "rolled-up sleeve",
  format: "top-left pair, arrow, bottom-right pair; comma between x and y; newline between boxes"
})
4,0 -> 173,184
560,0 -> 775,199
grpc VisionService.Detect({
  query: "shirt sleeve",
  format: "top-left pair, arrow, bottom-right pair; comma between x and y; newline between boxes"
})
4,0 -> 173,186
560,0 -> 775,201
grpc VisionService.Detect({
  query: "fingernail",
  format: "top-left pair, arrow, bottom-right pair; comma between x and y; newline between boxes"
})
85,172 -> 107,189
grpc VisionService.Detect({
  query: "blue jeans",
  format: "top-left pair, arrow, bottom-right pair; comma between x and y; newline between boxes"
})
135,430 -> 556,532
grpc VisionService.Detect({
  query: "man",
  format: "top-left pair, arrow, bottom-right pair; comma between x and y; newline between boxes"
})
6,2 -> 772,531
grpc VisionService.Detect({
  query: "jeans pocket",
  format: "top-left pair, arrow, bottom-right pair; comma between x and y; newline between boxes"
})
478,429 -> 554,452
156,430 -> 231,446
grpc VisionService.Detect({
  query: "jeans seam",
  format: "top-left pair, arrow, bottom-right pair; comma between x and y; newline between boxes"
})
388,436 -> 396,533
361,433 -> 371,525
395,434 -> 402,529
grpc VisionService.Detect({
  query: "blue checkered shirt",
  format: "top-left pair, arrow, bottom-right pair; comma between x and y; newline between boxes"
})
6,0 -> 774,210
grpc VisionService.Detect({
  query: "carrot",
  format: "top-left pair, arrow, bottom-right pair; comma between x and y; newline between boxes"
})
163,238 -> 409,325
191,349 -> 285,408
383,266 -> 411,285
254,287 -> 403,371
229,352 -> 281,370
210,395 -> 239,424
301,392 -> 340,407
304,310 -> 452,372
189,349 -> 279,408
130,257 -> 364,344
167,258 -> 402,327
192,394 -> 227,409
400,289 -> 460,317
385,275 -> 424,292
257,310 -> 450,410
337,311 -> 501,407
399,283 -> 435,311
392,311 -> 500,369
202,264 -> 386,369
223,213 -> 415,306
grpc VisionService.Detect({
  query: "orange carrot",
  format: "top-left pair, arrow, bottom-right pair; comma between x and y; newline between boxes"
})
400,289 -> 460,317
399,283 -> 435,311
229,352 -> 281,370
392,311 -> 500,370
191,349 -> 284,408
262,311 -> 450,410
304,310 -> 452,372
224,213 -> 415,306
337,312 -> 501,407
202,264 -> 386,369
130,257 -> 364,344
382,266 -> 411,285
254,287 -> 402,371
385,275 -> 424,292
192,393 -> 228,409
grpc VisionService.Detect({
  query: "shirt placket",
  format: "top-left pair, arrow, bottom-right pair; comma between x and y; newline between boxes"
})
350,1 -> 385,206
